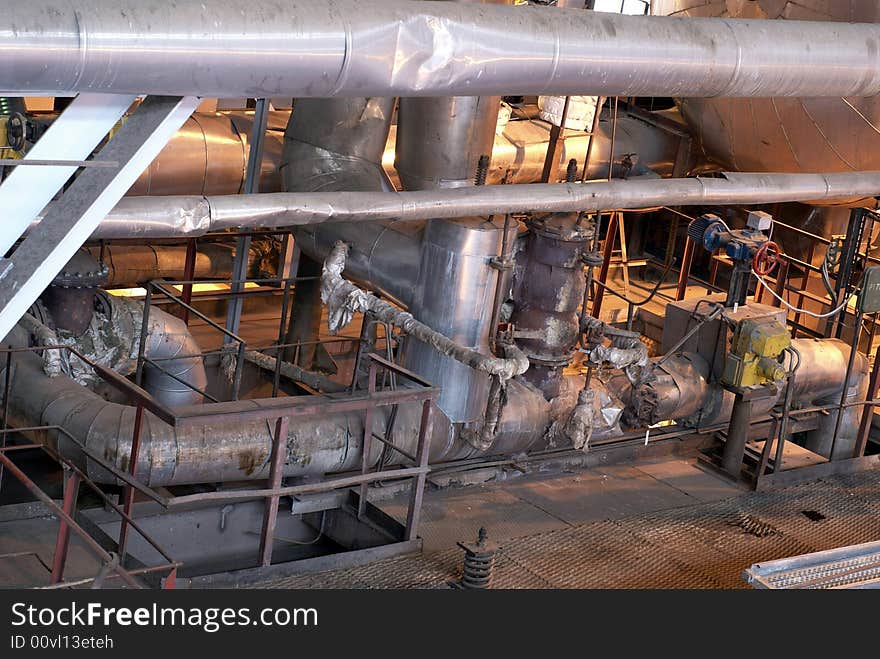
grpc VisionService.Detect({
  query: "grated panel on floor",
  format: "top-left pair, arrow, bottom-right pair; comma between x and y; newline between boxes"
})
247,470 -> 880,589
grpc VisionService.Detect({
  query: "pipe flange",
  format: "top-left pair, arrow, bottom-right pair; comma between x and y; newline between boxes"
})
522,353 -> 571,368
526,213 -> 594,243
50,249 -> 110,289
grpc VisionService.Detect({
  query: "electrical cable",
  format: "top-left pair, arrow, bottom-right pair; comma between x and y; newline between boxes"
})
753,268 -> 859,318
591,256 -> 677,307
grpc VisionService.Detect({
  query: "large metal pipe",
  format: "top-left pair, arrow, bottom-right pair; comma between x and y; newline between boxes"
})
71,171 -> 880,240
485,112 -> 681,185
282,97 -> 423,306
1,323 -> 864,485
394,32 -> 508,423
128,112 -> 285,196
83,240 -> 277,288
6,1 -> 880,98
628,338 -> 869,461
396,96 -> 500,189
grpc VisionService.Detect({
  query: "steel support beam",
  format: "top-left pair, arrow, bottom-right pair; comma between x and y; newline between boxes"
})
0,93 -> 136,256
224,98 -> 269,342
0,95 -> 200,342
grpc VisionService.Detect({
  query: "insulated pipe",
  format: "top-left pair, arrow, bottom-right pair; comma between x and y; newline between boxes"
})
72,171 -> 880,240
786,339 -> 870,460
137,302 -> 209,408
627,338 -> 869,460
83,240 -> 277,288
0,330 -> 379,486
394,20 -> 507,422
321,241 -> 530,380
396,96 -> 501,190
2,324 -> 864,485
281,97 -> 423,306
5,1 -> 880,98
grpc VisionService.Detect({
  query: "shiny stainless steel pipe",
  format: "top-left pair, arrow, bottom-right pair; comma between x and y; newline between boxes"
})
70,171 -> 880,240
5,1 -> 880,98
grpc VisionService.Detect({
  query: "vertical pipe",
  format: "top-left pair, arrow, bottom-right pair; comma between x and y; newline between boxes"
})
830,208 -> 867,338
540,96 -> 571,183
488,214 -> 513,354
283,255 -> 324,366
607,97 -> 619,181
225,98 -> 269,343
580,97 -> 605,184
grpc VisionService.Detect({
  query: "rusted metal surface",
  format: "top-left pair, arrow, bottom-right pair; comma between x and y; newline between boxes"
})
258,416 -> 291,567
49,470 -> 81,584
676,236 -> 696,301
512,213 -> 593,399
591,212 -> 619,318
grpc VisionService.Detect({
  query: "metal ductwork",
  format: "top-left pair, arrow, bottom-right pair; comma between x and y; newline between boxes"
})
128,112 -> 285,196
283,97 -> 422,306
396,96 -> 500,190
5,1 -> 880,98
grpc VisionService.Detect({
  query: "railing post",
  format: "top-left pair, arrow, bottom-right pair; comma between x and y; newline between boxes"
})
273,279 -> 292,397
591,211 -> 619,318
358,360 -> 379,519
676,236 -> 696,301
118,403 -> 145,560
405,399 -> 435,542
135,286 -> 152,387
258,415 -> 290,567
50,468 -> 82,584
0,351 -> 11,493
854,344 -> 880,458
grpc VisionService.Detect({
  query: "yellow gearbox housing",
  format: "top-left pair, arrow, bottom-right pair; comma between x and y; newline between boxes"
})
722,316 -> 790,389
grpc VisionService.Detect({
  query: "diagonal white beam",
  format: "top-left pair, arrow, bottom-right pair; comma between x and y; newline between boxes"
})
0,95 -> 200,342
0,93 -> 137,255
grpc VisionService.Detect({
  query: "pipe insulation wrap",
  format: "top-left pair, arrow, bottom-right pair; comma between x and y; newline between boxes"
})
321,241 -> 530,380
5,1 -> 880,97
56,172 -> 880,240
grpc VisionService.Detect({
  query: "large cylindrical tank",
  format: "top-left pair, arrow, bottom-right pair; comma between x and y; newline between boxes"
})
653,1 -> 880,176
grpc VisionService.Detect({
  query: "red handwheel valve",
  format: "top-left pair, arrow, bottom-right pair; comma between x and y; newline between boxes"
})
753,241 -> 781,277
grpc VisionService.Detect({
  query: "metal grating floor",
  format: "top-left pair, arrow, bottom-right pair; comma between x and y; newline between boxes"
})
247,469 -> 880,589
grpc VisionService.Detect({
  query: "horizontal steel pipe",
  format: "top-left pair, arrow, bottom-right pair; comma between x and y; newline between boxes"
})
5,1 -> 880,98
58,172 -> 880,240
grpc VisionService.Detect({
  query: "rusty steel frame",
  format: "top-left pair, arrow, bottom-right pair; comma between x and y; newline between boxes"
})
0,338 -> 437,579
0,442 -> 179,589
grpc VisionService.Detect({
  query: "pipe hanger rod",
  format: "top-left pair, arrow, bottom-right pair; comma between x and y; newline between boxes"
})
4,0 -> 880,98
